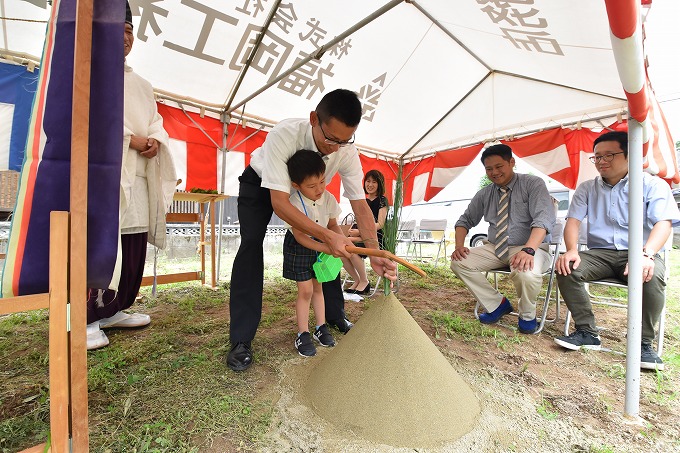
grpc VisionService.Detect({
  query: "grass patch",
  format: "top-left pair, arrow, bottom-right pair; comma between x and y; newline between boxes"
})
83,299 -> 276,453
607,363 -> 626,380
405,261 -> 465,290
536,396 -> 558,420
429,310 -> 525,350
647,369 -> 678,406
1,282 -> 277,452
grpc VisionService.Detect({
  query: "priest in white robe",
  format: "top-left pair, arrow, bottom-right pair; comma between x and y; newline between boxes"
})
86,3 -> 177,350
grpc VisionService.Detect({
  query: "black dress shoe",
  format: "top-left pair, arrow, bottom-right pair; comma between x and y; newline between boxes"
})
328,318 -> 354,334
355,282 -> 371,295
227,341 -> 253,371
344,288 -> 356,294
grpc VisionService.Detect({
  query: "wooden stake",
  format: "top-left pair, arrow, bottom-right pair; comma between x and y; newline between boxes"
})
49,211 -> 70,452
210,199 -> 217,288
70,0 -> 94,449
200,203 -> 206,285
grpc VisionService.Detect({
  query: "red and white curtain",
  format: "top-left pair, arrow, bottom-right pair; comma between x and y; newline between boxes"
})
159,98 -> 677,208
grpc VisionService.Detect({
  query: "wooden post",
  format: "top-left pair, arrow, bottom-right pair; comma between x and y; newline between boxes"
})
210,199 -> 217,288
143,193 -> 228,289
200,202 -> 206,285
49,211 -> 70,452
70,0 -> 94,449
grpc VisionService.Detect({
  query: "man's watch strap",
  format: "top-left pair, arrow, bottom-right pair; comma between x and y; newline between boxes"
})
642,247 -> 656,260
521,247 -> 535,256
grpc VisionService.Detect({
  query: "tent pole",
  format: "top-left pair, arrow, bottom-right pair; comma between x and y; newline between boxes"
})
216,114 -> 229,283
227,0 -> 404,115
624,119 -> 643,419
223,0 -> 283,112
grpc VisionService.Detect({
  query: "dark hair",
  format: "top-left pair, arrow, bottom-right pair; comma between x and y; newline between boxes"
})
287,149 -> 326,185
594,131 -> 627,158
480,143 -> 513,164
364,169 -> 386,197
316,89 -> 362,127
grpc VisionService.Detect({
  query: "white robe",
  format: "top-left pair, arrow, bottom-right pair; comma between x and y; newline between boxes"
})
110,64 -> 177,289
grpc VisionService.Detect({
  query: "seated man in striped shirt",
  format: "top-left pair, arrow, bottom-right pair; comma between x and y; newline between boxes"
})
451,144 -> 556,334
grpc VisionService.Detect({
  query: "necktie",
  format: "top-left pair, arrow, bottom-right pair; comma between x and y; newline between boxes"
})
494,186 -> 510,260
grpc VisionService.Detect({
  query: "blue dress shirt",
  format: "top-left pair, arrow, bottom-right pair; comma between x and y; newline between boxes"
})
566,173 -> 680,251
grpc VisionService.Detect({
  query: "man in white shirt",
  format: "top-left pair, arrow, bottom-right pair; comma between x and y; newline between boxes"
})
227,89 -> 397,371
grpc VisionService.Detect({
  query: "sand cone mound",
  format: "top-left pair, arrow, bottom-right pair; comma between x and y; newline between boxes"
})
302,293 -> 480,448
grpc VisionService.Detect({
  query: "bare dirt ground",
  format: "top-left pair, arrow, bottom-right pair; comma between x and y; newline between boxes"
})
261,278 -> 680,453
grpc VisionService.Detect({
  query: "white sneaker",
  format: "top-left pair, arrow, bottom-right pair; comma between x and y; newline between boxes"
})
86,322 -> 109,350
99,311 -> 151,329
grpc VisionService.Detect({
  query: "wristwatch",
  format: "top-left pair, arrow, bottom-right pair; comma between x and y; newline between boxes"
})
521,247 -> 535,256
642,247 -> 656,260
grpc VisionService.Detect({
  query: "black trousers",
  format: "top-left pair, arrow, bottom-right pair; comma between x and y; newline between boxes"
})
229,166 -> 346,343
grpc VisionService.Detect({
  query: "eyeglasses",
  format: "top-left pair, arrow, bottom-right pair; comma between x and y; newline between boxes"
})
588,152 -> 624,164
318,118 -> 355,147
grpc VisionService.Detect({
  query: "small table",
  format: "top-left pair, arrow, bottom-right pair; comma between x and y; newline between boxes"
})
141,192 -> 229,289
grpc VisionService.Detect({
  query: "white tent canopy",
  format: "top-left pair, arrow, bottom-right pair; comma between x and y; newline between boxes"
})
4,0 -> 645,160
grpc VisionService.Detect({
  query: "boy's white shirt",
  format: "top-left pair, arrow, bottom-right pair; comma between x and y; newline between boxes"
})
286,190 -> 342,234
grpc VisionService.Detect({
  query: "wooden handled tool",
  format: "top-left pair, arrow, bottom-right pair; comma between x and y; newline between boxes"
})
346,246 -> 427,277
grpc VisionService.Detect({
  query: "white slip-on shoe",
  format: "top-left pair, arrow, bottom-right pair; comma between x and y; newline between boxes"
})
343,292 -> 364,303
86,320 -> 101,335
99,311 -> 151,329
86,322 -> 109,350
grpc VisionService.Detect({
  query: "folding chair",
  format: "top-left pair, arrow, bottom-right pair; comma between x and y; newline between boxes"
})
395,219 -> 416,258
563,233 -> 669,354
474,221 -> 564,334
411,219 -> 448,266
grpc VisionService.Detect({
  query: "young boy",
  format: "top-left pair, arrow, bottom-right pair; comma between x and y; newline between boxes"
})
284,150 -> 342,356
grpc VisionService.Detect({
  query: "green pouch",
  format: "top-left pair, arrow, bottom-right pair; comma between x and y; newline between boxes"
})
312,252 -> 343,283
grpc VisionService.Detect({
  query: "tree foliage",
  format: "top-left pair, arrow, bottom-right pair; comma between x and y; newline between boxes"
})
479,174 -> 492,189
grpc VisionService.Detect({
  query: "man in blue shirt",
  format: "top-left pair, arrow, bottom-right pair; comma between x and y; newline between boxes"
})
554,131 -> 680,370
451,144 -> 556,334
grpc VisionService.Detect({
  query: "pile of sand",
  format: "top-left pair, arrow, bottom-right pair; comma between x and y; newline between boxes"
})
302,293 -> 481,448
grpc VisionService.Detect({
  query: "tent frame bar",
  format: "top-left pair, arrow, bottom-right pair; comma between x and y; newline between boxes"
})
401,72 -> 491,159
226,0 -> 404,115
404,111 -> 628,161
156,93 -> 223,115
411,1 -> 491,71
223,0 -> 283,112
